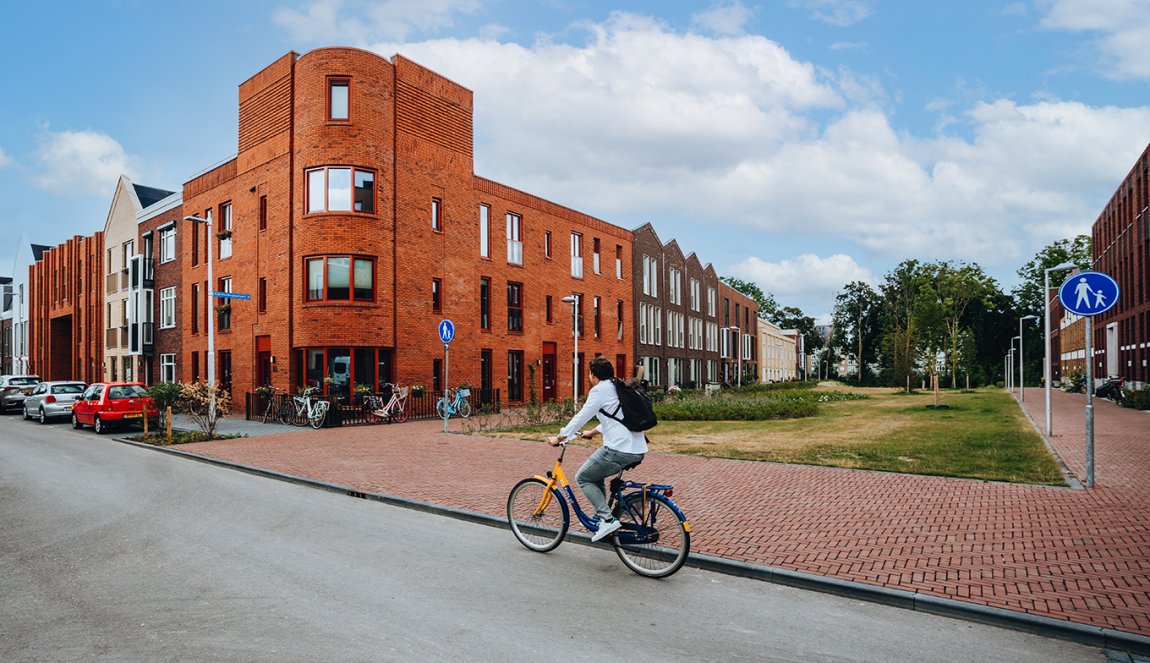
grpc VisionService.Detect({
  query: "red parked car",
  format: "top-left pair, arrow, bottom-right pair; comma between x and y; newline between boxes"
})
71,382 -> 159,434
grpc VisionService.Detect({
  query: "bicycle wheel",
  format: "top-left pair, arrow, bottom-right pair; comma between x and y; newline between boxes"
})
612,492 -> 690,578
276,400 -> 293,425
458,398 -> 471,418
361,397 -> 383,424
507,478 -> 570,552
262,398 -> 275,424
309,401 -> 329,429
392,398 -> 410,423
435,397 -> 449,419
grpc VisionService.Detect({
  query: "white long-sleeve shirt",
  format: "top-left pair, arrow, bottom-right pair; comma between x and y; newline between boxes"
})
558,378 -> 648,455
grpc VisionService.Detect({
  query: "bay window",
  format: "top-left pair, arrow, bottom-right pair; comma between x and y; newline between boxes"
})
306,166 -> 375,213
305,256 -> 375,302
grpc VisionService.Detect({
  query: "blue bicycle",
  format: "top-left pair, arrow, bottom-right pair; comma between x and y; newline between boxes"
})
435,386 -> 472,419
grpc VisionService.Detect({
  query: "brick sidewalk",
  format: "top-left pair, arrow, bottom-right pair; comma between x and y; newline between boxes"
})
175,388 -> 1150,636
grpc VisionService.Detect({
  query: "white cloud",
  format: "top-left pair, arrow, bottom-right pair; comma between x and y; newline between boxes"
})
691,1 -> 754,36
730,254 -> 876,297
33,130 -> 137,196
787,0 -> 871,26
0,146 -> 13,168
274,0 -> 481,44
1038,0 -> 1150,79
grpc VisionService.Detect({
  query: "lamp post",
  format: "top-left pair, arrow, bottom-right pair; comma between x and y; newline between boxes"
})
1012,336 -> 1021,396
184,215 -> 215,423
1008,347 -> 1015,392
725,326 -> 741,386
1019,315 -> 1037,401
1043,262 -> 1076,435
561,295 -> 580,410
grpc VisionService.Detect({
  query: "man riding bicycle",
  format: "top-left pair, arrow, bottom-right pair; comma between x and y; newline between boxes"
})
548,357 -> 648,542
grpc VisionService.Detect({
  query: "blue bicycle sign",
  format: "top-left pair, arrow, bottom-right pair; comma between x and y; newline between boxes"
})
1058,271 -> 1119,317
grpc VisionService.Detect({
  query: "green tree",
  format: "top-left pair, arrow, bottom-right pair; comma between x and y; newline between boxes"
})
879,260 -> 932,390
832,281 -> 880,384
720,276 -> 780,320
1013,235 -> 1091,316
773,306 -> 823,354
935,262 -> 994,388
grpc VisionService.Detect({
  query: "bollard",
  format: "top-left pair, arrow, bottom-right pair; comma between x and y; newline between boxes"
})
143,403 -> 149,435
166,406 -> 172,442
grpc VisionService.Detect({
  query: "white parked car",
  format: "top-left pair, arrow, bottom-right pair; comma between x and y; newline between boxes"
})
22,381 -> 86,423
0,375 -> 41,412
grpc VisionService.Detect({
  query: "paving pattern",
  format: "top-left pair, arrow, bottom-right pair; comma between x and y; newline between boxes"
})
175,387 -> 1150,636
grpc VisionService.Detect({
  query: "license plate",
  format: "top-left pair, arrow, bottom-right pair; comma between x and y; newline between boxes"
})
123,413 -> 143,419
64,406 -> 72,412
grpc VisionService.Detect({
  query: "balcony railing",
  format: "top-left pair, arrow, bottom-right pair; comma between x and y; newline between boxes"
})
105,327 -> 118,349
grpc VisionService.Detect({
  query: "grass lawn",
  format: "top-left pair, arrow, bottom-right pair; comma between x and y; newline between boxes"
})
479,385 -> 1067,485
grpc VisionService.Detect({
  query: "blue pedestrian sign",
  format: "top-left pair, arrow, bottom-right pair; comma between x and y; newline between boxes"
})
1058,271 -> 1119,316
438,319 -> 455,344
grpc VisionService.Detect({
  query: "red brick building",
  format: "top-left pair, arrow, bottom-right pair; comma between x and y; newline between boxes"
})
177,48 -> 633,403
28,233 -> 105,383
718,280 -> 759,385
1090,142 -> 1149,389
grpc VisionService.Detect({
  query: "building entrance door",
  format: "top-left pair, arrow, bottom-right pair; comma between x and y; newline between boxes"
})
542,342 -> 557,402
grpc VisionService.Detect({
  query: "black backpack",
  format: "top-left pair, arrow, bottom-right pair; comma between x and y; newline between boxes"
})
599,378 -> 657,432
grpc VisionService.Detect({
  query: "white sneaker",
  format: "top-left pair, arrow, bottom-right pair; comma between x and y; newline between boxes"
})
591,518 -> 622,542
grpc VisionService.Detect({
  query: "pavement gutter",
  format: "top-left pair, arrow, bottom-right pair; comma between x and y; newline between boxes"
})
115,436 -> 1150,657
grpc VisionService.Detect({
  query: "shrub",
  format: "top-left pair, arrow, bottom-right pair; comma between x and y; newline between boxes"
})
655,395 -> 818,421
178,381 -> 232,436
1123,386 -> 1150,410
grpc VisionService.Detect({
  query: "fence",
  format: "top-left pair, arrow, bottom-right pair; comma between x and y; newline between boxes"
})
244,388 -> 501,427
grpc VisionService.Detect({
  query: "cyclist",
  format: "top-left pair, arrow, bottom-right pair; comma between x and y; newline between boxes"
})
548,356 -> 647,542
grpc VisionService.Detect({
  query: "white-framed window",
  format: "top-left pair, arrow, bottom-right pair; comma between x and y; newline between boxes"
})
432,198 -> 442,231
639,303 -> 648,344
642,255 -> 658,297
668,268 -> 682,305
571,232 -> 583,278
479,204 -> 490,258
160,353 -> 176,383
690,279 -> 700,312
506,213 -> 522,265
653,306 -> 662,345
159,287 -> 176,329
219,202 -> 233,259
159,227 -> 176,264
707,286 -> 716,317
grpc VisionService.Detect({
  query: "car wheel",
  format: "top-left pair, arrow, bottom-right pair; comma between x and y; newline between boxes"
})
94,416 -> 106,435
22,405 -> 31,421
72,413 -> 83,429
38,408 -> 47,425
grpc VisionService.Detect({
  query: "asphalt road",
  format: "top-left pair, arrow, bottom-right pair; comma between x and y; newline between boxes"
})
0,416 -> 1106,662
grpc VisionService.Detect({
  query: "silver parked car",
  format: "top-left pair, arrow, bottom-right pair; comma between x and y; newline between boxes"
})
0,375 -> 41,412
22,381 -> 87,423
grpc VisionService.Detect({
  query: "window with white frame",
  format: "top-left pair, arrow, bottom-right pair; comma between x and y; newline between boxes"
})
506,213 -> 522,265
159,287 -> 176,329
639,303 -> 648,344
160,353 -> 176,383
306,166 -> 375,213
642,255 -> 658,296
690,279 -> 700,312
707,287 -> 716,316
653,306 -> 662,345
570,232 -> 583,278
668,268 -> 682,305
479,204 -> 490,258
159,227 -> 176,263
432,198 -> 442,231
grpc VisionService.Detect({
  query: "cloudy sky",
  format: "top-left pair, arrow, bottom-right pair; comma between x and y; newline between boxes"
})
2,0 -> 1148,322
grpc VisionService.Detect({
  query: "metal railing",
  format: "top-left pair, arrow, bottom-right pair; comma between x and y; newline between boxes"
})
244,389 -> 502,426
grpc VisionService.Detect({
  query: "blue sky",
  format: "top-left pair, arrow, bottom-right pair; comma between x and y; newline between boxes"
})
2,0 -> 1148,323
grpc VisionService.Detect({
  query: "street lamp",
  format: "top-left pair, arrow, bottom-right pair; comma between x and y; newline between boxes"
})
1044,262 -> 1076,435
1012,336 -> 1021,395
724,326 -> 741,387
184,215 -> 215,423
561,295 -> 580,409
1019,315 -> 1037,402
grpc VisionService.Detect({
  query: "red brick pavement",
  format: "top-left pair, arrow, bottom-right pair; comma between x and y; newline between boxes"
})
175,388 -> 1150,636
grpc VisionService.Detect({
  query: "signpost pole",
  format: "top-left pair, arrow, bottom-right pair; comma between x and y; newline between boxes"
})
1085,319 -> 1094,488
444,342 -> 450,433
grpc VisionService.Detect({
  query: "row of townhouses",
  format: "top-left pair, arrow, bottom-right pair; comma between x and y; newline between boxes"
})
6,47 -> 800,405
1052,142 -> 1150,390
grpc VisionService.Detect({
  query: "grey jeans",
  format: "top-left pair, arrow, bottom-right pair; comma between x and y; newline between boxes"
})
575,446 -> 645,521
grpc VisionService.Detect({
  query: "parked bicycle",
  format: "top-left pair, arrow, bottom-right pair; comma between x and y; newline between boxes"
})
362,384 -> 410,424
277,387 -> 329,429
259,387 -> 286,423
507,439 -> 691,578
435,386 -> 472,419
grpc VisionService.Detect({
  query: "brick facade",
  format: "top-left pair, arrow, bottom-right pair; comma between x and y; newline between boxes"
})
28,233 -> 104,383
718,280 -> 759,385
1090,142 -> 1149,389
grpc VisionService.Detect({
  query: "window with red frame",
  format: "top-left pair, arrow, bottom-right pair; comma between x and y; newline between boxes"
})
328,77 -> 350,121
306,167 -> 374,213
305,256 -> 375,302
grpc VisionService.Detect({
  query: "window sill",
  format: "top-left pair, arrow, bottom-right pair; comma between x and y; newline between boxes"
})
302,300 -> 378,308
303,211 -> 378,219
